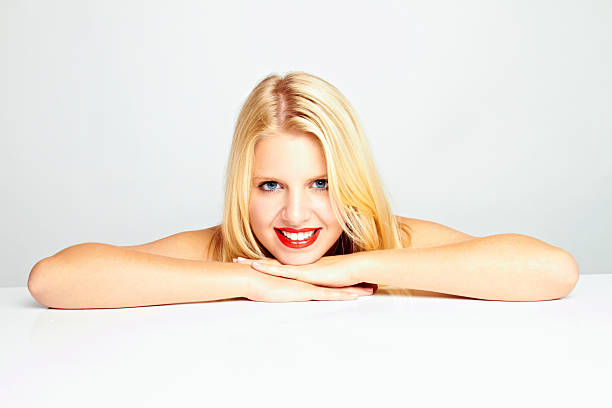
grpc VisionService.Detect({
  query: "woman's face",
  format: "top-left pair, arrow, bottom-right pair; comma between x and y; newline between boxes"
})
248,130 -> 343,265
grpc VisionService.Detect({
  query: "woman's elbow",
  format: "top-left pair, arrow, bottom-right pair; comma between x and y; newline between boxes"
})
28,257 -> 55,306
553,250 -> 580,298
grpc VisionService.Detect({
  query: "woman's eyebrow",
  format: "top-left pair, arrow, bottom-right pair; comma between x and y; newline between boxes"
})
253,174 -> 327,181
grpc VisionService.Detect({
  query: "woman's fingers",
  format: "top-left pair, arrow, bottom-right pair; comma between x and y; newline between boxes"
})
233,256 -> 282,266
345,286 -> 375,295
241,262 -> 375,303
234,255 -> 361,287
328,292 -> 360,301
318,285 -> 374,301
354,282 -> 378,293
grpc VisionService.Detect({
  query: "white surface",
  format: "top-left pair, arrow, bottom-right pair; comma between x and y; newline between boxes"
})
2,275 -> 611,407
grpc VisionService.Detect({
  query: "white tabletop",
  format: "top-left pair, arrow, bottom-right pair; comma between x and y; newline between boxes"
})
2,274 -> 610,408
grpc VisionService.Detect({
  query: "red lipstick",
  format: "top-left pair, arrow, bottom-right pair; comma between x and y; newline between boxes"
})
276,227 -> 319,233
275,227 -> 321,249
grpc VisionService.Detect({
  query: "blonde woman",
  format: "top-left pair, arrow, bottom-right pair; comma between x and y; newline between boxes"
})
27,72 -> 580,309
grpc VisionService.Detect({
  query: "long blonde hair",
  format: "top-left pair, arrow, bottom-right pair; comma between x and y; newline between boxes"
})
208,71 -> 412,262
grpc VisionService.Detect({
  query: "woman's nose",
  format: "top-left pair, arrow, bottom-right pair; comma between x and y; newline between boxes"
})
282,191 -> 312,224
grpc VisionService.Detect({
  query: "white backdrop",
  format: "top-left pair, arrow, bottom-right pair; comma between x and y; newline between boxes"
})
1,0 -> 610,286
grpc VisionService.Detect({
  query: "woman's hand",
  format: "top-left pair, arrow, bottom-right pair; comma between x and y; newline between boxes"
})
233,254 -> 377,297
234,256 -> 373,302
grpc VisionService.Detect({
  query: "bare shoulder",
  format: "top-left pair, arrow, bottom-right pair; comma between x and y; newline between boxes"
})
395,215 -> 478,249
120,224 -> 221,261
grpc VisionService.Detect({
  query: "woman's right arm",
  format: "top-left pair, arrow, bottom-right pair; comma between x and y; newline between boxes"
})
27,243 -> 250,309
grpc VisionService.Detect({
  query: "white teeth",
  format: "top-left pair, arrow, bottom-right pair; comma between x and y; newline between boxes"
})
279,229 -> 317,241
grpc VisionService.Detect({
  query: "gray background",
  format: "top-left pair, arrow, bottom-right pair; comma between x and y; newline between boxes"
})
1,0 -> 610,287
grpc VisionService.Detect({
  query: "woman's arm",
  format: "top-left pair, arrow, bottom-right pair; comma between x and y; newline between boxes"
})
354,233 -> 579,301
28,243 -> 250,309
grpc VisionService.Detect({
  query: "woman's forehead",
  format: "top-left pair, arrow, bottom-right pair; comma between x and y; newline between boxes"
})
253,133 -> 325,169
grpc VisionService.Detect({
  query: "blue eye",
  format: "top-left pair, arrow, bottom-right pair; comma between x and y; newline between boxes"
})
314,179 -> 328,190
258,179 -> 328,193
260,181 -> 279,192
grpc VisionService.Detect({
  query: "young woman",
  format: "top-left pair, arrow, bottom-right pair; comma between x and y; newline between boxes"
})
27,72 -> 579,309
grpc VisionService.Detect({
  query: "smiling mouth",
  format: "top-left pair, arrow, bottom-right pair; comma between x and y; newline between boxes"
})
275,227 -> 321,236
274,228 -> 322,249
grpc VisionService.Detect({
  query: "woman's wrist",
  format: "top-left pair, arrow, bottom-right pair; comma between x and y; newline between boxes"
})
345,251 -> 377,284
230,263 -> 260,300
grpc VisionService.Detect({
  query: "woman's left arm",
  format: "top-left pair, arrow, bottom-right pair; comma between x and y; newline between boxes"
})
353,233 -> 579,301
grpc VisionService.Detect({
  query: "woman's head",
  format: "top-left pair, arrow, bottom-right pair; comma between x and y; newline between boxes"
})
248,129 -> 343,265
210,71 -> 411,264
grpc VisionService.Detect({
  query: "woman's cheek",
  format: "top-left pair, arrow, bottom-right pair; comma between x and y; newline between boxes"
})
250,200 -> 276,226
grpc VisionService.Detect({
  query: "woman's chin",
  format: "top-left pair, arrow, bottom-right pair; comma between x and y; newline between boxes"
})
274,254 -> 322,266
